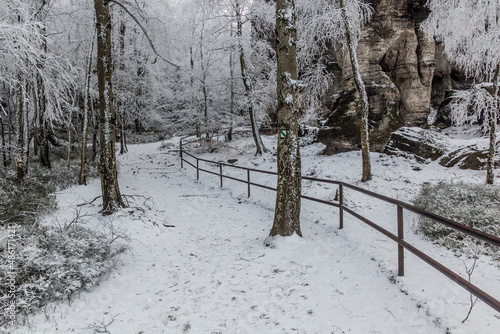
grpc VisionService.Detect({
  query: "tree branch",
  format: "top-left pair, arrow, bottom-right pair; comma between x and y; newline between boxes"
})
108,0 -> 179,68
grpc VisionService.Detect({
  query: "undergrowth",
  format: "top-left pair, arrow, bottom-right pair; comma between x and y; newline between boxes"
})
0,221 -> 128,328
414,182 -> 500,261
0,158 -> 124,329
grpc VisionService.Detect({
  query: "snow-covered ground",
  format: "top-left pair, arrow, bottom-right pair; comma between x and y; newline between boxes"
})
14,132 -> 500,334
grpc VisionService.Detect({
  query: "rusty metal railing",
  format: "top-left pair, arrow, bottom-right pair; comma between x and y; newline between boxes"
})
179,135 -> 500,313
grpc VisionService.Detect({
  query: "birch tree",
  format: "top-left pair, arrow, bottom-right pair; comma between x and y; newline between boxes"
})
422,0 -> 500,184
270,0 -> 302,237
294,0 -> 372,181
234,0 -> 267,155
340,0 -> 371,181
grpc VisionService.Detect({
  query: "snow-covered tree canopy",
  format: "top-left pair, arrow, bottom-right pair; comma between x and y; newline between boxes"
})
422,0 -> 500,80
450,84 -> 498,134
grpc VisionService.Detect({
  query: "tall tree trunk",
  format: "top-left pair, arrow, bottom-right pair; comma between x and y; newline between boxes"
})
33,94 -> 38,157
92,105 -> 98,161
235,1 -> 266,155
228,47 -> 235,142
16,74 -> 26,180
1,115 -> 7,168
7,88 -> 13,166
487,63 -> 499,185
200,44 -> 209,138
67,106 -> 73,169
190,45 -> 200,137
38,25 -> 51,169
270,0 -> 302,237
79,32 -> 95,185
94,0 -> 126,213
227,24 -> 235,142
118,13 -> 127,155
341,0 -> 372,182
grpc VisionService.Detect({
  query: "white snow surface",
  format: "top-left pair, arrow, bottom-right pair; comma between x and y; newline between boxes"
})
15,132 -> 500,334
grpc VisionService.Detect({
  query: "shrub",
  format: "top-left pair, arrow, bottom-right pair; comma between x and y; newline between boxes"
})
0,222 -> 128,327
0,173 -> 56,226
414,182 -> 500,261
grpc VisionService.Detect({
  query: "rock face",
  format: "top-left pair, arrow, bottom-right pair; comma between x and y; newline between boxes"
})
385,127 -> 446,162
318,0 -> 437,154
440,146 -> 500,170
385,127 -> 500,170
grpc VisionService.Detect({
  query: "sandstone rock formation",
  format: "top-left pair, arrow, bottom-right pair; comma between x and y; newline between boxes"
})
384,127 -> 446,162
385,127 -> 500,170
318,0 -> 437,154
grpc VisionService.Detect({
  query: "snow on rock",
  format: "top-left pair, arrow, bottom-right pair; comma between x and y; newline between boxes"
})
14,133 -> 499,334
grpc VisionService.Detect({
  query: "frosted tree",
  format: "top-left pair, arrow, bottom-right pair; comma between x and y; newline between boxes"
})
234,0 -> 267,154
1,0 -> 79,178
422,0 -> 500,184
1,1 -> 43,179
295,0 -> 373,181
340,0 -> 372,181
270,0 -> 302,237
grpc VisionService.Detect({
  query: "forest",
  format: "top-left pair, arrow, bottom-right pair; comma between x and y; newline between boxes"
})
0,0 -> 499,333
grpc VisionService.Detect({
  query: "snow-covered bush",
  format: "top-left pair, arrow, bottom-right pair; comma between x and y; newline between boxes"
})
0,160 -> 98,226
0,173 -> 56,226
0,223 -> 128,327
414,182 -> 500,261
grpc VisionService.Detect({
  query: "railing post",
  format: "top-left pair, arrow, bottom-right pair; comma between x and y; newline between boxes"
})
339,184 -> 344,229
220,163 -> 223,188
247,169 -> 251,198
196,158 -> 199,181
397,205 -> 404,276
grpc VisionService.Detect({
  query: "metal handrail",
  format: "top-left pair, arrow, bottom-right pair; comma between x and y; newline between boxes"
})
179,135 -> 500,313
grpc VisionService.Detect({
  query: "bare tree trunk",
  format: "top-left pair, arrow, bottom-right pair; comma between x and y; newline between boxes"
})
67,105 -> 73,169
8,89 -> 13,167
118,13 -> 128,155
341,0 -> 372,182
227,24 -> 235,142
487,63 -> 499,185
16,74 -> 26,180
38,25 -> 51,169
200,43 -> 209,138
235,1 -> 266,155
228,53 -> 235,141
1,115 -> 7,168
189,45 -> 200,137
270,0 -> 302,237
33,93 -> 38,157
94,0 -> 126,213
92,107 -> 98,161
79,32 -> 95,185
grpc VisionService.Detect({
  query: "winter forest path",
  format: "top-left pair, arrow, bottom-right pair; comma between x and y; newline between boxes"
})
18,140 -> 492,334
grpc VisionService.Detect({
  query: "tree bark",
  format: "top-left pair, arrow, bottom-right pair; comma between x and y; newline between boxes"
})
228,28 -> 235,142
190,45 -> 200,137
79,32 -> 95,185
1,114 -> 7,168
487,63 -> 499,185
270,0 -> 302,237
235,0 -> 266,155
341,0 -> 372,182
94,0 -> 126,213
16,73 -> 26,180
200,39 -> 209,137
67,105 -> 73,169
118,13 -> 128,155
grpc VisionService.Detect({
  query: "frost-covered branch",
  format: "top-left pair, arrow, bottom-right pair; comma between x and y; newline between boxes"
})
450,84 -> 499,134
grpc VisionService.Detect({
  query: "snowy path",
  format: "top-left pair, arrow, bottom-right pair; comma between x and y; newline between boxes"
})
17,140 -> 498,334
